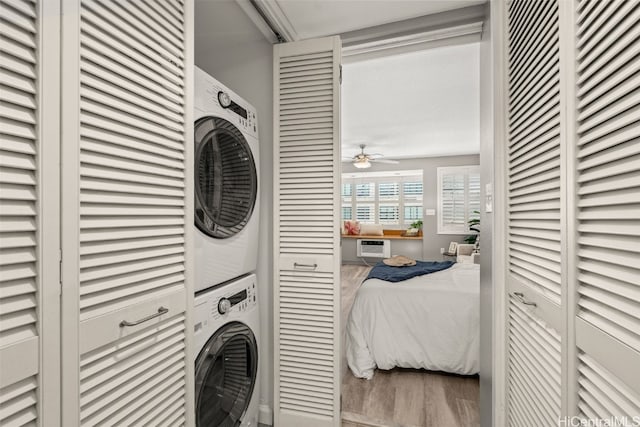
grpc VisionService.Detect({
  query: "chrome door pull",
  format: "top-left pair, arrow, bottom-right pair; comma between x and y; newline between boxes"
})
120,307 -> 169,327
513,292 -> 537,307
294,262 -> 317,270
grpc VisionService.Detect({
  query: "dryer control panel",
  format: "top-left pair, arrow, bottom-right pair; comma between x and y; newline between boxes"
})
195,67 -> 259,140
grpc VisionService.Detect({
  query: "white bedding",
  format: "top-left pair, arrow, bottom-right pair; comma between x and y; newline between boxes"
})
346,262 -> 479,379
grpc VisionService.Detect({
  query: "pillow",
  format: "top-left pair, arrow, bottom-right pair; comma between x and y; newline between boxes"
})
343,220 -> 360,235
359,223 -> 384,236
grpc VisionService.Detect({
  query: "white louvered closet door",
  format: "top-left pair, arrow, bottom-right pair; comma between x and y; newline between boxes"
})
273,36 -> 342,427
506,0 -> 565,425
574,0 -> 640,418
60,0 -> 193,425
1,0 -> 61,425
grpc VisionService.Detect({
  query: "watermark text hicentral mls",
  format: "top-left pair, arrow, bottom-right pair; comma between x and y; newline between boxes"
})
558,416 -> 640,427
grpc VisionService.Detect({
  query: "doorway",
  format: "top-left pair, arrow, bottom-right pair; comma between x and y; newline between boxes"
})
338,40 -> 485,426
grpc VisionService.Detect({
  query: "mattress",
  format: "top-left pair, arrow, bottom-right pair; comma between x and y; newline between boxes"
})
345,262 -> 480,379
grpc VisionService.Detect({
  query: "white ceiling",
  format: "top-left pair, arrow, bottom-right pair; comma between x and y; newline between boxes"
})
274,0 -> 485,39
342,42 -> 480,160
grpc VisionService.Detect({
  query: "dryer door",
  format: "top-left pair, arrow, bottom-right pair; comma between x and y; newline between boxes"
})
194,116 -> 258,238
195,321 -> 258,427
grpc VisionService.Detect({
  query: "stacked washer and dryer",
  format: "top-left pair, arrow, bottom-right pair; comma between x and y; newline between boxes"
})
193,67 -> 261,427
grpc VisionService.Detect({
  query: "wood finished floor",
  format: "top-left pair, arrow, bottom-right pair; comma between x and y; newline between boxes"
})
340,263 -> 480,427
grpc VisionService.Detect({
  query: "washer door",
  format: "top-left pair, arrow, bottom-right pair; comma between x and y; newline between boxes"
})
195,322 -> 258,427
195,116 -> 257,239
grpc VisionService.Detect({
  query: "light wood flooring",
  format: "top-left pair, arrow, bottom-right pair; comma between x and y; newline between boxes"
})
340,263 -> 480,427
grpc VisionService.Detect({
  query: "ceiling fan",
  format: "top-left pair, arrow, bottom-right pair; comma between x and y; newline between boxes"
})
346,144 -> 400,169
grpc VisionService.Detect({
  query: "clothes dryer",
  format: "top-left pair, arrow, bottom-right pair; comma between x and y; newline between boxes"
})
194,274 -> 260,427
194,67 -> 260,291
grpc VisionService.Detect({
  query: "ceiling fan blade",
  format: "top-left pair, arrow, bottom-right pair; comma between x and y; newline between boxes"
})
370,158 -> 399,164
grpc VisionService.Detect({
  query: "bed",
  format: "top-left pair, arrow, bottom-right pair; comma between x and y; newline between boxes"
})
345,262 -> 480,379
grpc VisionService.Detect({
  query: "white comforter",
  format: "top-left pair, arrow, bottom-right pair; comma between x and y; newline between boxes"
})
346,262 -> 479,379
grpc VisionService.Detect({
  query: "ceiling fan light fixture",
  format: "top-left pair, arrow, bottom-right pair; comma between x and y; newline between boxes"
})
353,158 -> 371,169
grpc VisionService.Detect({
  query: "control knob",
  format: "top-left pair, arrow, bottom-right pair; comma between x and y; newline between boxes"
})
218,298 -> 231,315
218,91 -> 231,108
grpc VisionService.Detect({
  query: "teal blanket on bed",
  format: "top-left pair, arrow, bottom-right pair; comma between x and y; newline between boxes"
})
366,260 -> 455,283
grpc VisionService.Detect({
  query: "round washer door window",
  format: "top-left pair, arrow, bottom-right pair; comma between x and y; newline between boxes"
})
195,116 -> 257,239
195,322 -> 258,427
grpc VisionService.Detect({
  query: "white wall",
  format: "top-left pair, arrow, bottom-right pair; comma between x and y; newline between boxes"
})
194,0 -> 274,421
341,154 -> 480,261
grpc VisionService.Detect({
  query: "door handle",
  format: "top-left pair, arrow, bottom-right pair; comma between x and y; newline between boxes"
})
120,307 -> 169,327
513,292 -> 537,307
294,262 -> 317,270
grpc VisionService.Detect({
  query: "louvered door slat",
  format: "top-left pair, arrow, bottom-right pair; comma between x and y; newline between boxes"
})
81,3 -> 183,79
578,352 -> 640,419
77,0 -> 187,322
0,376 -> 37,426
507,298 -> 562,425
0,4 -> 36,34
574,2 -> 640,414
507,0 -> 562,304
0,0 -> 40,424
576,0 -> 640,352
79,315 -> 186,426
80,22 -> 183,96
274,37 -> 341,427
132,0 -> 184,45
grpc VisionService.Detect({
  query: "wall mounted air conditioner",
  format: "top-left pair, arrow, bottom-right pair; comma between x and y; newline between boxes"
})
357,239 -> 391,258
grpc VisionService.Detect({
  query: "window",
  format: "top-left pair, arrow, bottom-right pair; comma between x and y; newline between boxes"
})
341,183 -> 352,201
355,183 -> 374,200
355,204 -> 375,223
378,182 -> 399,200
342,206 -> 352,220
404,205 -> 423,223
437,165 -> 480,234
341,170 -> 423,228
403,182 -> 423,197
379,204 -> 399,224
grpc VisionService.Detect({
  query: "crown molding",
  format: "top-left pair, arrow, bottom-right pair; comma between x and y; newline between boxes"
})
342,21 -> 483,63
234,0 -> 280,43
236,0 -> 298,42
235,1 -> 485,49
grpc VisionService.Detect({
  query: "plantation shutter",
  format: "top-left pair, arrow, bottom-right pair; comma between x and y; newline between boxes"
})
574,0 -> 640,417
442,173 -> 466,228
438,166 -> 479,233
468,173 -> 481,219
273,36 -> 342,427
61,0 -> 193,424
505,0 -> 563,425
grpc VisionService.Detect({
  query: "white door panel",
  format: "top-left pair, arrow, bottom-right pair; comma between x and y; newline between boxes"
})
61,0 -> 193,424
274,36 -> 342,427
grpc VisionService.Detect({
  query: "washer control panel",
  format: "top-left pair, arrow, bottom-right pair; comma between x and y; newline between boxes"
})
211,280 -> 257,320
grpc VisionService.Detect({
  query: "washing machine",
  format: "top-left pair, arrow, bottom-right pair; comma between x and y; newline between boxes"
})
194,274 -> 260,427
194,67 -> 260,292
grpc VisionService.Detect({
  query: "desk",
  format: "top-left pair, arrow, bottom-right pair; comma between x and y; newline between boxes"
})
341,230 -> 423,263
341,229 -> 423,240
